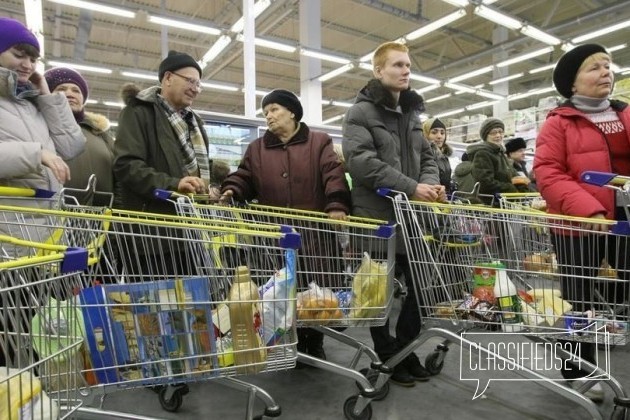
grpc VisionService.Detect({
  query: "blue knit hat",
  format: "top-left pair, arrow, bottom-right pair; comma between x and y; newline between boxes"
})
0,17 -> 40,54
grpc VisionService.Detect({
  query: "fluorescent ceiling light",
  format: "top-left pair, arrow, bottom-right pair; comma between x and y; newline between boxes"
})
496,46 -> 553,67
405,9 -> 467,41
25,0 -> 44,59
449,65 -> 494,83
109,122 -> 118,127
358,62 -> 373,71
103,101 -> 124,108
608,44 -> 627,53
508,86 -> 555,101
520,25 -> 561,45
475,90 -> 504,100
235,34 -> 296,53
318,63 -> 354,82
572,19 -> 630,44
466,100 -> 499,111
561,43 -> 576,52
230,0 -> 272,33
529,64 -> 555,74
440,0 -> 468,7
322,114 -> 344,125
301,48 -> 351,64
621,68 -> 630,75
331,101 -> 354,108
48,0 -> 135,18
444,82 -> 475,93
489,72 -> 524,85
435,108 -> 465,118
359,52 -> 374,63
416,84 -> 440,94
121,71 -> 158,81
254,90 -> 270,96
474,5 -> 522,30
200,35 -> 232,67
85,99 -> 98,104
47,60 -> 112,74
200,82 -> 239,92
409,73 -> 441,84
425,93 -> 451,103
148,15 -> 221,35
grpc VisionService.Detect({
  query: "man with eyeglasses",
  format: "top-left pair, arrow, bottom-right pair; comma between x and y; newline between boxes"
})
113,50 -> 211,284
114,49 -> 210,213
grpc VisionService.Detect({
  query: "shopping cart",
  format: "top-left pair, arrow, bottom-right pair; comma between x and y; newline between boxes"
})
378,188 -> 630,420
155,191 -> 398,420
0,187 -> 301,419
1,236 -> 89,420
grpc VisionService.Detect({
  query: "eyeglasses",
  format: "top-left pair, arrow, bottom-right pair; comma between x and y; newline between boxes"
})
171,72 -> 203,91
488,129 -> 504,136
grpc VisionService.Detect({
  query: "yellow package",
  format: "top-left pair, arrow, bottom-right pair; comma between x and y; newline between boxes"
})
350,253 -> 388,319
0,369 -> 43,420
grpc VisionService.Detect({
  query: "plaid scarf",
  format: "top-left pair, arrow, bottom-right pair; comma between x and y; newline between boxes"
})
157,94 -> 210,183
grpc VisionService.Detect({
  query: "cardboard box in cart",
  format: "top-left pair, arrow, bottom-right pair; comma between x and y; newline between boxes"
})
79,277 -> 218,385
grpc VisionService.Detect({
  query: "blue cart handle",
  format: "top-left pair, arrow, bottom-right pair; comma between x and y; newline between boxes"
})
581,171 -> 622,187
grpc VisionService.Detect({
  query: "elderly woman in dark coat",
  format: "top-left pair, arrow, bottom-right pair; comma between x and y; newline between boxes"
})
221,89 -> 351,361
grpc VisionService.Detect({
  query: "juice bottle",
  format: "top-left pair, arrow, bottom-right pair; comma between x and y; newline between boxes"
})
228,266 -> 267,374
493,268 -> 524,332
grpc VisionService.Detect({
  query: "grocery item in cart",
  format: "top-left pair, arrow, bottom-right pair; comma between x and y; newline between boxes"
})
0,368 -> 58,420
228,266 -> 267,374
350,252 -> 388,319
259,250 -> 297,346
493,269 -> 524,332
296,282 -> 343,324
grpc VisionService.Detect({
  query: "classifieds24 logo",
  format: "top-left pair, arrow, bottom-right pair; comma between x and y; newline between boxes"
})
459,322 -> 612,400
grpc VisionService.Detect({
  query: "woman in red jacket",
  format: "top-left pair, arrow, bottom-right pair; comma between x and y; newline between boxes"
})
222,89 -> 351,361
534,44 -> 630,402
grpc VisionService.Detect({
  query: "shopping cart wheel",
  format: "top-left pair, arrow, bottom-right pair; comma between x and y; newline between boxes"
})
356,368 -> 389,401
343,396 -> 372,420
425,351 -> 445,375
158,386 -> 184,412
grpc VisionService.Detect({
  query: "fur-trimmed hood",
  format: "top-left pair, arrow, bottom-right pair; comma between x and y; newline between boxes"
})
356,78 -> 425,113
81,111 -> 111,133
120,83 -> 160,106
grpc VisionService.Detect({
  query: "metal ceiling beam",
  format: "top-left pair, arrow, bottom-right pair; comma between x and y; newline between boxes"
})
73,9 -> 92,61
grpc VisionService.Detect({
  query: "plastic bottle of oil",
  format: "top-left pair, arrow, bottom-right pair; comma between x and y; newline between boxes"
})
228,266 -> 267,374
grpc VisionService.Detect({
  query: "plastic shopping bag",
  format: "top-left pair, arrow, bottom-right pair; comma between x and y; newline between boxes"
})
350,253 -> 388,319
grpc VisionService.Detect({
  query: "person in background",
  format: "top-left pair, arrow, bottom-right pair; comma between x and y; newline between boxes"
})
221,89 -> 351,362
452,152 -> 476,192
342,41 -> 442,387
534,43 -> 630,403
333,143 -> 353,189
504,137 -> 536,192
208,159 -> 231,200
44,67 -> 114,198
466,118 -> 530,205
423,117 -> 453,194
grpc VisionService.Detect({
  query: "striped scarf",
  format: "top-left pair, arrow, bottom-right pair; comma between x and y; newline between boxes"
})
157,95 -> 210,183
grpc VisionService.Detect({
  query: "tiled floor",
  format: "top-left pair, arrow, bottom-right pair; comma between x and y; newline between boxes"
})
76,301 -> 630,420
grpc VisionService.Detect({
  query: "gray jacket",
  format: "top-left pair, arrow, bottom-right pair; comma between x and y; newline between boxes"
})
342,79 -> 439,223
0,67 -> 86,254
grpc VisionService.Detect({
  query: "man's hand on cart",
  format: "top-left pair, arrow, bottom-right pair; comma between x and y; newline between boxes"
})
327,210 -> 348,221
583,213 -> 609,233
413,183 -> 438,202
219,189 -> 234,205
41,149 -> 71,183
435,185 -> 447,202
178,176 -> 208,194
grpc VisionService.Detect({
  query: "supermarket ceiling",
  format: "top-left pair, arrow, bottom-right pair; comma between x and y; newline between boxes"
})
2,0 -> 630,126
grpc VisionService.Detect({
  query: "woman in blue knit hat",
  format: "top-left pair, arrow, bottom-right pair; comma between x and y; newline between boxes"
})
0,18 -> 85,239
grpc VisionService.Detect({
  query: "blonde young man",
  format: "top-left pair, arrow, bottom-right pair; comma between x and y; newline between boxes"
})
342,41 -> 443,387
